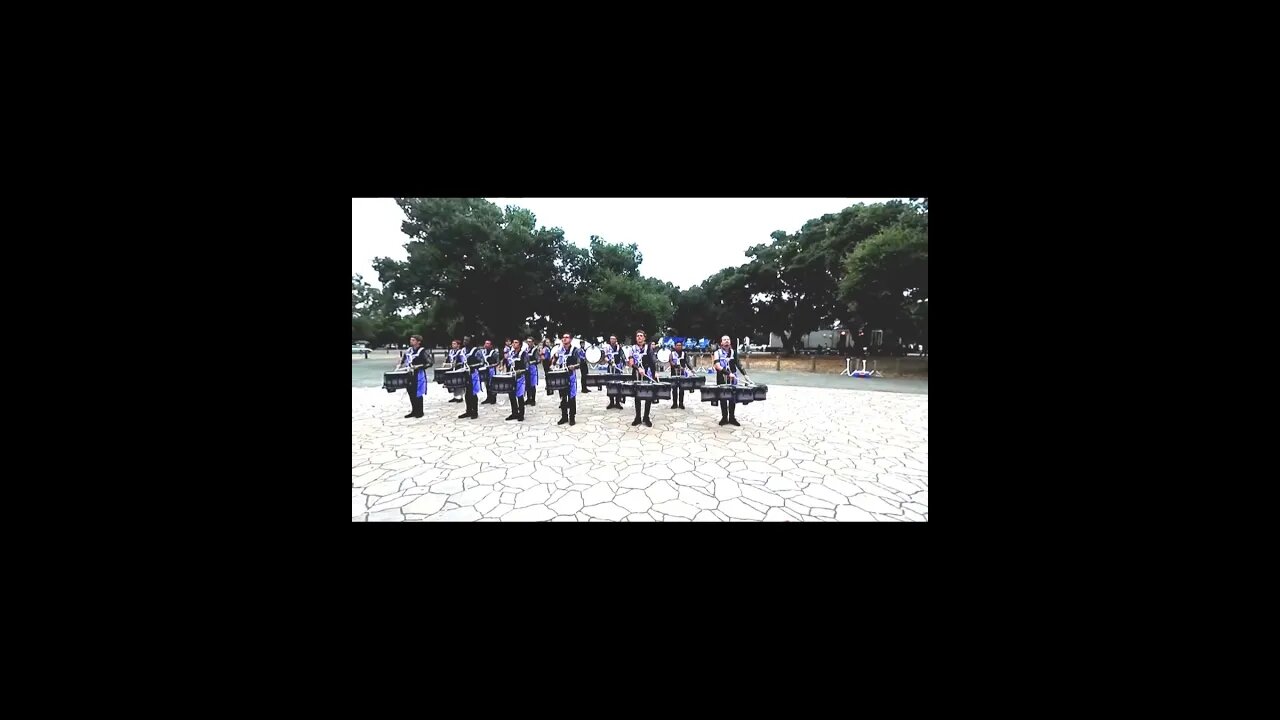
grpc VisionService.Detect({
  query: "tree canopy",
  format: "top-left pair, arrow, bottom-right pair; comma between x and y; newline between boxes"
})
353,198 -> 928,349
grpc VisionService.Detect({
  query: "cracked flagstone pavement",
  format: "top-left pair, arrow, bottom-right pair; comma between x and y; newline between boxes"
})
353,384 -> 927,522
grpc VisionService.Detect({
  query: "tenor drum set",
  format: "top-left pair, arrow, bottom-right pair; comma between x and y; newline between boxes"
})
383,369 -> 412,393
608,379 -> 672,401
697,366 -> 768,405
488,369 -> 524,393
545,369 -> 573,391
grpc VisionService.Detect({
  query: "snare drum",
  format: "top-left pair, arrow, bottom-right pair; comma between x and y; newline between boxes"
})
443,369 -> 471,389
669,375 -> 706,390
489,371 -> 524,394
383,370 -> 413,393
583,373 -> 621,388
618,381 -> 671,401
546,370 -> 572,390
435,363 -> 455,384
699,384 -> 735,403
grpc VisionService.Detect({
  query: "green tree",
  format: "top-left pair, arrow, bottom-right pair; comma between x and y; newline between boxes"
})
352,274 -> 378,317
376,199 -> 572,343
743,201 -> 920,351
838,224 -> 928,341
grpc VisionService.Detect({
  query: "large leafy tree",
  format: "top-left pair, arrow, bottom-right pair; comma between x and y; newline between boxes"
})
742,200 -> 922,350
838,223 -> 928,341
375,199 -> 571,343
358,197 -> 928,351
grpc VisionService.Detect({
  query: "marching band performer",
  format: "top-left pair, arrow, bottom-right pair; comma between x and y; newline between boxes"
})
541,339 -> 554,396
524,336 -> 538,406
551,332 -> 583,426
504,338 -> 528,422
714,335 -> 740,426
628,329 -> 655,427
480,339 -> 500,405
458,335 -> 482,420
604,334 -> 627,409
401,334 -> 428,418
579,338 -> 592,394
668,339 -> 691,410
446,339 -> 466,403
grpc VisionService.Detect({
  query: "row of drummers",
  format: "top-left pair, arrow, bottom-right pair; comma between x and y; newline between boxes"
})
431,330 -> 766,427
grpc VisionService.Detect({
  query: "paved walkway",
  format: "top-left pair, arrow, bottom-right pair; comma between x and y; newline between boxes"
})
352,382 -> 928,522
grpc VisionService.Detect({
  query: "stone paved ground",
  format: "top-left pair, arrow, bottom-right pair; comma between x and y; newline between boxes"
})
352,383 -> 927,522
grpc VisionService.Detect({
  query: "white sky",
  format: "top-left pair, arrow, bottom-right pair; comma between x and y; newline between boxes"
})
352,198 -> 904,290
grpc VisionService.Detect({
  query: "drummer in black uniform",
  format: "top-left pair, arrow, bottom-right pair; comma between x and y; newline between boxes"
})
628,329 -> 655,427
714,335 -> 740,426
524,336 -> 538,407
550,333 -> 583,426
668,339 -> 691,410
401,334 -> 429,418
458,335 -> 481,420
604,334 -> 626,410
480,339 -> 501,405
541,339 -> 553,396
578,338 -> 592,394
446,339 -> 465,403
503,338 -> 528,422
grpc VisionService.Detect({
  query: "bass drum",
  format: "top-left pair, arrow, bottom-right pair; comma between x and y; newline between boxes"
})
585,347 -> 602,364
656,348 -> 672,364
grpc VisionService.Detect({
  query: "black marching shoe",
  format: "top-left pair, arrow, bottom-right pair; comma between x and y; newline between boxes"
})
404,412 -> 415,418
643,417 -> 652,427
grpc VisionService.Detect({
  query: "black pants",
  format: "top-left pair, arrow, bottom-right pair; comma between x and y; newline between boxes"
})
606,370 -> 625,406
464,378 -> 478,416
558,390 -> 576,418
405,385 -> 423,416
525,373 -> 536,405
484,372 -> 497,403
672,387 -> 684,406
508,392 -> 525,419
713,370 -> 726,405
634,398 -> 651,420
719,385 -> 736,421
579,362 -> 591,392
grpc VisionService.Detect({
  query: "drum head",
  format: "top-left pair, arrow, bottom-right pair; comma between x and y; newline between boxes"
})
657,348 -> 671,363
586,347 -> 602,363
